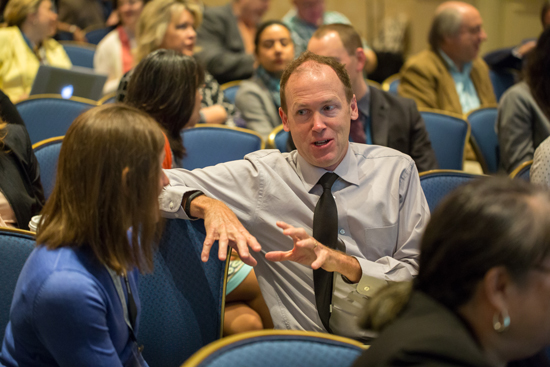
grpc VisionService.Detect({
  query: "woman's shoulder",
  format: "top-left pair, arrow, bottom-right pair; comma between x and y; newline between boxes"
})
499,82 -> 531,102
0,26 -> 23,50
96,29 -> 121,50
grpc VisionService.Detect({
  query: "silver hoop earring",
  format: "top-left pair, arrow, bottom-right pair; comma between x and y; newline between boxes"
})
493,309 -> 511,332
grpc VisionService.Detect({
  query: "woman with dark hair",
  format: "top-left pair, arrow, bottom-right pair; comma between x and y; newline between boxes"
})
353,177 -> 550,367
125,49 -> 203,167
235,20 -> 294,139
497,27 -> 550,173
0,104 -> 168,366
116,0 -> 240,126
125,49 -> 273,336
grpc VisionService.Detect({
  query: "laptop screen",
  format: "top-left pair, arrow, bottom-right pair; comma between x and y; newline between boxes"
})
31,65 -> 107,101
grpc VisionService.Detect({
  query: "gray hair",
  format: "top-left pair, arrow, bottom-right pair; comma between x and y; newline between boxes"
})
428,7 -> 463,49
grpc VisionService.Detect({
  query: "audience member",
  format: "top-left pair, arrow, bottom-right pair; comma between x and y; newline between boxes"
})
0,104 -> 167,366
532,136 -> 550,187
0,0 -> 72,102
484,2 -> 550,73
93,0 -> 147,94
126,49 -> 272,336
282,0 -> 377,73
398,1 -> 496,115
0,119 -> 44,230
353,177 -> 550,367
57,0 -> 112,30
235,20 -> 294,139
116,0 -> 238,126
0,89 -> 26,126
497,27 -> 550,174
125,50 -> 203,168
306,24 -> 438,172
195,0 -> 270,84
160,51 -> 428,341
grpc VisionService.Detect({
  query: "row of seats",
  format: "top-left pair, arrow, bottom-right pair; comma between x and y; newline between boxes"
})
20,94 -> 498,173
0,166 -> 531,367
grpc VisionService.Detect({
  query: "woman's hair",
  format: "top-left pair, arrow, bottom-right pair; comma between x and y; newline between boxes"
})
4,0 -> 41,27
254,20 -> 292,55
134,0 -> 202,63
125,49 -> 204,163
362,177 -> 550,331
526,27 -> 550,121
37,104 -> 165,274
0,122 -> 7,149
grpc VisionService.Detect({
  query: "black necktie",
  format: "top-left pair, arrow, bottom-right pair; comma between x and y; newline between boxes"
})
312,172 -> 339,332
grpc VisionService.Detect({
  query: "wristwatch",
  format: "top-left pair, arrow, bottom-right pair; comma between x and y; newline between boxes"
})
184,190 -> 205,219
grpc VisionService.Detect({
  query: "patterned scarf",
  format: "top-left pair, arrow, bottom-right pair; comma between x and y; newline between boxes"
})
256,66 -> 281,109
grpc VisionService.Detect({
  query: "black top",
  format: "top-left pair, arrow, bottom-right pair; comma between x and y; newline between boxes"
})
0,124 -> 44,229
0,89 -> 25,127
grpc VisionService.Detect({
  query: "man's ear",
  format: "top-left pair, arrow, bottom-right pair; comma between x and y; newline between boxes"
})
355,47 -> 366,72
350,95 -> 359,120
280,107 -> 291,132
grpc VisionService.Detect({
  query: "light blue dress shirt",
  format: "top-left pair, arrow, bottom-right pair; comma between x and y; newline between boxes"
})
439,50 -> 480,114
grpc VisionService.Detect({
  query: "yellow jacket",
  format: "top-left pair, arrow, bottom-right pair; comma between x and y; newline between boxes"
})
0,27 -> 72,102
398,48 -> 496,115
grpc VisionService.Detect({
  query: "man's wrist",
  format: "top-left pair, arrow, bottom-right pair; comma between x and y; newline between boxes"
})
183,190 -> 205,219
324,251 -> 361,283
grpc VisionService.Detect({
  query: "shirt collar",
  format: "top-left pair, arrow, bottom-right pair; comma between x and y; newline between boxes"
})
438,49 -> 473,76
296,143 -> 360,193
356,87 -> 371,118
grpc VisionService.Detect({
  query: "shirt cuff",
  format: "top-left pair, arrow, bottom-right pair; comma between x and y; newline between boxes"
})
159,185 -> 194,219
352,256 -> 391,297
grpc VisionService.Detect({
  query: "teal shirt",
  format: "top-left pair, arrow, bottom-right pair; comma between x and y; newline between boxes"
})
439,50 -> 480,114
283,10 -> 371,56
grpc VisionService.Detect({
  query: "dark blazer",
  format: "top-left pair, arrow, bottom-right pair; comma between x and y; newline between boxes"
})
287,86 -> 438,172
353,291 -> 492,367
368,86 -> 438,172
195,3 -> 255,85
0,124 -> 44,229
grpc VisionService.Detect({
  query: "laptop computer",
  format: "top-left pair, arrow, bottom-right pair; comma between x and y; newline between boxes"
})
30,65 -> 107,101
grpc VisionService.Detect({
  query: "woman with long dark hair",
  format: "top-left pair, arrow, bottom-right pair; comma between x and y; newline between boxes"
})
497,27 -> 550,173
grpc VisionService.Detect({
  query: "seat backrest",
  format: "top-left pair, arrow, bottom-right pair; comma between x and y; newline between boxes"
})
467,107 -> 499,174
420,170 -> 482,212
33,137 -> 63,200
16,96 -> 95,144
61,43 -> 96,69
183,330 -> 364,367
98,93 -> 116,105
510,160 -> 532,181
138,219 -> 227,367
489,69 -> 515,102
85,26 -> 116,45
0,229 -> 35,339
180,125 -> 264,170
420,110 -> 470,170
220,81 -> 242,104
382,74 -> 401,95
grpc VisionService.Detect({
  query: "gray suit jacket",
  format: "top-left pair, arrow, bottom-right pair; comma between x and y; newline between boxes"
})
195,3 -> 255,85
497,81 -> 550,173
235,76 -> 280,140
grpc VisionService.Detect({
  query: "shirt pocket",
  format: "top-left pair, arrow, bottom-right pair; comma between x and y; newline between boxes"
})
364,224 -> 398,259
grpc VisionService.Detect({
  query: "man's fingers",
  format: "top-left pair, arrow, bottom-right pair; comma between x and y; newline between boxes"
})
265,250 -> 292,262
202,235 -> 215,262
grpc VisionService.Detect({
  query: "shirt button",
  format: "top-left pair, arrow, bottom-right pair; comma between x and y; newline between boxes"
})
169,201 -> 175,209
339,229 -> 345,235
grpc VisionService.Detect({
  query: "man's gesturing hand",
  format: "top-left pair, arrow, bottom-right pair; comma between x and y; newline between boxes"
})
265,221 -> 362,283
190,195 -> 261,266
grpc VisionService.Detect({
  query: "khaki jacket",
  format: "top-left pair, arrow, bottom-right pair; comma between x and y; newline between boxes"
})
398,48 -> 496,115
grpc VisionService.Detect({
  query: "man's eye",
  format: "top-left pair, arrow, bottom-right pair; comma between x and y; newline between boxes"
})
297,110 -> 307,116
323,105 -> 335,111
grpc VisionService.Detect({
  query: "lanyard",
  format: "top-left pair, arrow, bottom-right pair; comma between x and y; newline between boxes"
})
106,266 -> 138,342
